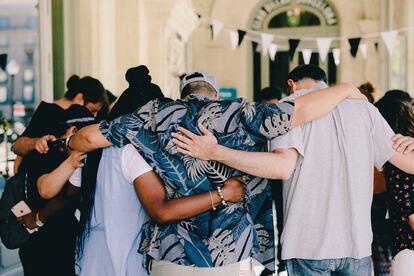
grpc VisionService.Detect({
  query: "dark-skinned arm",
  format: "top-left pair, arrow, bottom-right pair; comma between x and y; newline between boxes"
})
134,171 -> 245,224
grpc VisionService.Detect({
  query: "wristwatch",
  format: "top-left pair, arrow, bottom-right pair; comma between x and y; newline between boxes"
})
35,211 -> 44,228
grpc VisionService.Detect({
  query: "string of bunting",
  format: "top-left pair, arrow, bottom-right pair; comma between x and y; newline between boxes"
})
200,14 -> 410,65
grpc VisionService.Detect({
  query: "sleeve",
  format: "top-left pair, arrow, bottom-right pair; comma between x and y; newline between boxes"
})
121,144 -> 152,183
270,126 -> 305,158
371,107 -> 397,170
69,168 -> 82,188
241,100 -> 295,140
98,100 -> 157,148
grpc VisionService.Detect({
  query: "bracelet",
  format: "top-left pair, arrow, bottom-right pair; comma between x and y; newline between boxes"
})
241,175 -> 251,185
208,191 -> 216,211
35,211 -> 44,228
216,186 -> 228,206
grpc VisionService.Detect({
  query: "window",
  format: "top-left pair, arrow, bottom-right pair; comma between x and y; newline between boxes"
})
268,10 -> 321,28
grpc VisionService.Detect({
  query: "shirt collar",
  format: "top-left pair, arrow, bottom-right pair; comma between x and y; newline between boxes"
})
282,81 -> 329,102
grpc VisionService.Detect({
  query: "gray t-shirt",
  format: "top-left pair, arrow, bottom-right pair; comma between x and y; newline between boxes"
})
271,83 -> 396,260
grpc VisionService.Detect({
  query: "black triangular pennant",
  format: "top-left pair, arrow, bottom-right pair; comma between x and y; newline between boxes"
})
252,41 -> 258,52
0,54 -> 6,71
237,30 -> 246,46
348,37 -> 361,58
196,13 -> 202,19
210,24 -> 214,40
374,42 -> 379,52
288,39 -> 300,60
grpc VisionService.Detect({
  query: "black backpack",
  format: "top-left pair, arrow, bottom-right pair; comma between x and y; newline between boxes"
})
0,169 -> 31,249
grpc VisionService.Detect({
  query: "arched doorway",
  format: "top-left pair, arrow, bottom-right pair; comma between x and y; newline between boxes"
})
250,0 -> 339,100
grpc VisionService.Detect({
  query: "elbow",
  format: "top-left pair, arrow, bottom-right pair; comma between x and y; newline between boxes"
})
280,170 -> 293,180
38,186 -> 54,199
150,212 -> 174,225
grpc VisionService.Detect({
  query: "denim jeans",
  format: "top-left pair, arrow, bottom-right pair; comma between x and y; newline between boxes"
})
286,257 -> 372,276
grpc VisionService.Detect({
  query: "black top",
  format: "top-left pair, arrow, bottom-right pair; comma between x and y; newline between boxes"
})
384,163 -> 414,256
22,101 -> 75,223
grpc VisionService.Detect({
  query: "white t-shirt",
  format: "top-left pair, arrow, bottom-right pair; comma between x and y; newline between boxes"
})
70,144 -> 152,187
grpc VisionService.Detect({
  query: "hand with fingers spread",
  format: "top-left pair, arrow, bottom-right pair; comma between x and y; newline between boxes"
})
221,176 -> 246,203
35,135 -> 56,154
66,151 -> 86,169
392,134 -> 414,154
172,124 -> 219,160
17,212 -> 37,230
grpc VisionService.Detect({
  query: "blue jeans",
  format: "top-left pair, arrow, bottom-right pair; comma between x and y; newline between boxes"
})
286,257 -> 372,276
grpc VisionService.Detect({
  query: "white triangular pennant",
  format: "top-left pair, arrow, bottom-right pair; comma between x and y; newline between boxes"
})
332,48 -> 340,65
302,49 -> 312,64
269,44 -> 278,61
360,43 -> 367,59
261,33 -> 274,57
381,30 -> 398,55
316,38 -> 332,63
229,31 -> 238,49
212,20 -> 224,40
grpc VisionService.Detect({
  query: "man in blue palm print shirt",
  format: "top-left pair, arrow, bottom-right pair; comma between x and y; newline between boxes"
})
69,71 -> 364,274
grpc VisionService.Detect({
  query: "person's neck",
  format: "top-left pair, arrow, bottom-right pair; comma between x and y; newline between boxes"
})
294,79 -> 320,92
55,98 -> 73,109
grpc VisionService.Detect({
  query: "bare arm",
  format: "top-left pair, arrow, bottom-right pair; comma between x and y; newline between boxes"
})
17,184 -> 80,229
388,152 -> 414,174
68,124 -> 112,152
291,83 -> 364,128
12,135 -> 56,156
37,152 -> 85,199
134,171 -> 245,224
172,124 -> 298,180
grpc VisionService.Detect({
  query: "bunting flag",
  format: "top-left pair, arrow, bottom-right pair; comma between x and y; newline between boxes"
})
302,49 -> 312,64
269,44 -> 278,61
211,20 -> 224,40
252,41 -> 258,53
332,48 -> 341,65
289,39 -> 300,60
237,30 -> 247,46
359,43 -> 368,59
196,13 -> 202,19
0,54 -> 6,71
348,37 -> 361,58
374,42 -> 379,52
229,31 -> 238,49
261,33 -> 274,57
316,38 -> 332,62
381,30 -> 398,55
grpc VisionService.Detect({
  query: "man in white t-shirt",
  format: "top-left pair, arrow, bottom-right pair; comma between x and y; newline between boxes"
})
171,65 -> 414,275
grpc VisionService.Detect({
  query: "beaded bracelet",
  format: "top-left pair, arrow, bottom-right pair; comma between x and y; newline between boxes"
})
216,186 -> 228,206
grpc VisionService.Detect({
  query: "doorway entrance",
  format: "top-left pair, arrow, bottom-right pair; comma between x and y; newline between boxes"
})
251,1 -> 339,100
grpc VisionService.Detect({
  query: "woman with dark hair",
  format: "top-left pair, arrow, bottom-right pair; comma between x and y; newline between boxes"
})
16,105 -> 96,276
377,100 -> 414,276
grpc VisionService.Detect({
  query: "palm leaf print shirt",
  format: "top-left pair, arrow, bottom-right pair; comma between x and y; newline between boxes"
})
98,94 -> 294,271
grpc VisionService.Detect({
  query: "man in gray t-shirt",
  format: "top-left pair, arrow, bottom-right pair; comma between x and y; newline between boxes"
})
171,65 -> 414,275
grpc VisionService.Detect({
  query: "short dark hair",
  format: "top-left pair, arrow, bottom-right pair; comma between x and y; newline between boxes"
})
180,81 -> 217,99
64,75 -> 107,105
258,87 -> 282,102
287,64 -> 327,83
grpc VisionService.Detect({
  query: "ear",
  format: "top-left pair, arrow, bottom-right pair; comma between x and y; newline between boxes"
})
287,79 -> 297,93
72,93 -> 84,105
